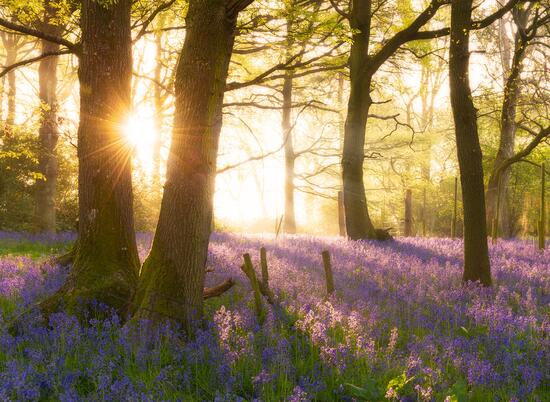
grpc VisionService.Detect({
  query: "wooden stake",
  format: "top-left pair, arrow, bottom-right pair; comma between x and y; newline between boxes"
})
322,250 -> 335,295
260,247 -> 268,289
451,177 -> 458,238
275,215 -> 284,238
338,191 -> 346,237
241,253 -> 264,321
422,187 -> 426,237
539,162 -> 546,250
259,247 -> 275,303
404,189 -> 412,237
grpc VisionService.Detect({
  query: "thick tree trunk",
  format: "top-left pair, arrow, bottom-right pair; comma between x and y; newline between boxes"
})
342,0 -> 376,240
34,4 -> 64,233
486,15 -> 527,238
282,71 -> 296,234
133,0 -> 240,327
43,0 -> 140,314
449,0 -> 491,285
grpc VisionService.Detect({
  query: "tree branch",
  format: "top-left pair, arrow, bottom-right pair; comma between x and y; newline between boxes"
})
0,17 -> 79,54
203,279 -> 235,299
0,49 -> 72,78
496,124 -> 550,174
226,0 -> 256,19
412,0 -> 526,40
133,0 -> 177,42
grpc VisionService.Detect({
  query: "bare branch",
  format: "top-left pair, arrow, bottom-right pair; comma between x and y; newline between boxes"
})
133,0 -> 177,42
0,49 -> 71,78
0,17 -> 79,54
203,279 -> 235,299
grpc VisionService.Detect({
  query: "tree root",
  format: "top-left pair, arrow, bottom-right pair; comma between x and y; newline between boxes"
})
374,228 -> 394,241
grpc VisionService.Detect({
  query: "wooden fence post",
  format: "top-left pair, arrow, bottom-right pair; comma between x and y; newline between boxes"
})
275,215 -> 284,238
322,250 -> 335,296
338,191 -> 346,237
422,188 -> 427,237
539,162 -> 546,250
404,189 -> 412,237
451,177 -> 458,238
260,247 -> 269,289
242,253 -> 264,321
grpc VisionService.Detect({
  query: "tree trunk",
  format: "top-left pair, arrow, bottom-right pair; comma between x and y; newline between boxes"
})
34,3 -> 64,233
342,0 -> 377,240
404,189 -> 412,236
43,0 -> 140,314
1,33 -> 19,126
152,29 -> 164,190
282,11 -> 297,234
449,0 -> 491,285
282,71 -> 296,234
486,14 -> 527,238
133,0 -> 241,328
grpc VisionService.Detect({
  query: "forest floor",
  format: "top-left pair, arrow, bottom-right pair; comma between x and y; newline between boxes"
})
0,232 -> 548,401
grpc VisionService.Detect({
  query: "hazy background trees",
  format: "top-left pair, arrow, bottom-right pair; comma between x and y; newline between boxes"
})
1,0 -> 547,238
0,0 -> 548,315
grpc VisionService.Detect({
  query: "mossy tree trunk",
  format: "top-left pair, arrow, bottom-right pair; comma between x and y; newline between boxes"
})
341,0 -> 444,240
341,0 -> 377,240
449,0 -> 491,286
133,0 -> 253,328
44,0 -> 140,314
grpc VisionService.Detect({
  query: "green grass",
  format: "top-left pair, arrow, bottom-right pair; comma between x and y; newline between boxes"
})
0,240 -> 70,259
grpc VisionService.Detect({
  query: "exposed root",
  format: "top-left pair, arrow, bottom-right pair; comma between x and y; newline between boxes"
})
374,228 -> 394,241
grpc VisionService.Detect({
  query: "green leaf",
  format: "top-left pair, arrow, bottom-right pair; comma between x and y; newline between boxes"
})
343,380 -> 383,401
448,379 -> 469,402
386,372 -> 415,393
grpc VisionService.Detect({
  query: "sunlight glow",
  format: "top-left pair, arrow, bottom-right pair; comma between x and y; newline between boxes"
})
123,114 -> 158,171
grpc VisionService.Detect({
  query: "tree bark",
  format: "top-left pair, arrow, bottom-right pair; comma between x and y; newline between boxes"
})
486,12 -> 528,237
341,0 -> 377,240
449,0 -> 491,285
43,0 -> 140,314
282,70 -> 296,234
1,33 -> 19,126
152,28 -> 164,190
404,189 -> 412,236
34,2 -> 64,233
133,0 -> 246,328
282,11 -> 296,234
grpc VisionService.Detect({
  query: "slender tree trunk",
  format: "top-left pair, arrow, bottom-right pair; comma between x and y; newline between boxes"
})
152,29 -> 164,190
1,33 -> 19,126
0,74 -> 4,121
449,0 -> 491,285
486,14 -> 527,238
282,71 -> 296,233
282,12 -> 297,234
342,0 -> 376,240
404,189 -> 412,236
43,0 -> 140,314
133,0 -> 243,327
34,3 -> 64,233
